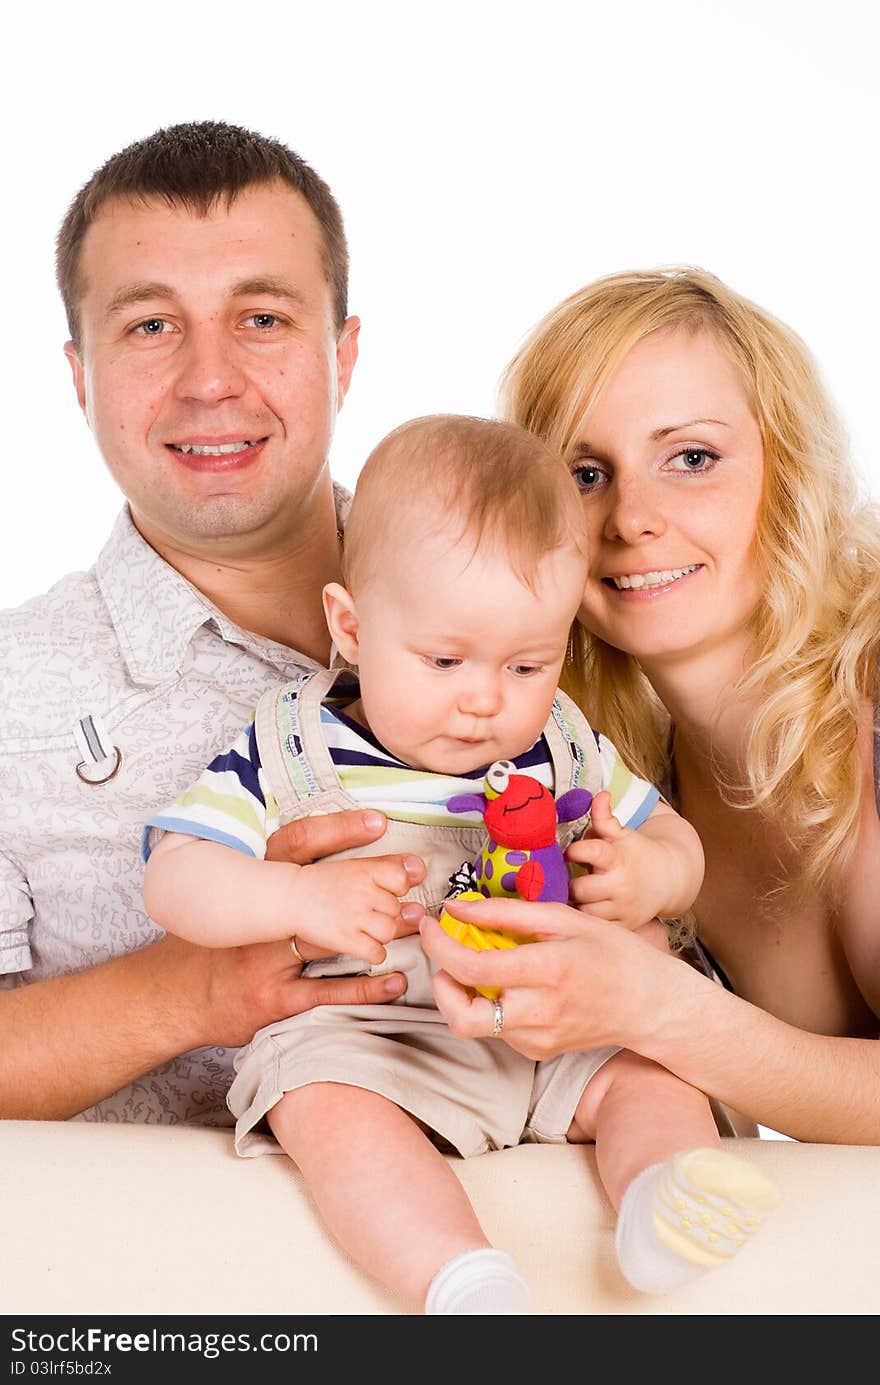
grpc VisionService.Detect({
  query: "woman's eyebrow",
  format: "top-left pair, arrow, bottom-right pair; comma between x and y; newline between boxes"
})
569,418 -> 730,457
649,418 -> 730,439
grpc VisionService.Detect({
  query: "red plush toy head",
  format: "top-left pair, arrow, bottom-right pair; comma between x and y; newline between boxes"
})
482,760 -> 558,849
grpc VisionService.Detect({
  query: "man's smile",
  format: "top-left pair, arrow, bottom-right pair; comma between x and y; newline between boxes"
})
165,437 -> 269,470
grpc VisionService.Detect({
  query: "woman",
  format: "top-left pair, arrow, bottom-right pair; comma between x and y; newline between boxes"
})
421,267 -> 880,1143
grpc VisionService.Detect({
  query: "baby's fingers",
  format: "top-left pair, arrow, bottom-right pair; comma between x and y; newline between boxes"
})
350,928 -> 389,966
566,837 -> 618,873
584,791 -> 624,840
370,854 -> 425,896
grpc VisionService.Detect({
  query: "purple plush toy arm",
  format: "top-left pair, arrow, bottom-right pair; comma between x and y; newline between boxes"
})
554,788 -> 593,824
447,793 -> 488,816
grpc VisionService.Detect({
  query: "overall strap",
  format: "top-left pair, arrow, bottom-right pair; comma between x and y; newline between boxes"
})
254,666 -> 360,822
542,687 -> 605,843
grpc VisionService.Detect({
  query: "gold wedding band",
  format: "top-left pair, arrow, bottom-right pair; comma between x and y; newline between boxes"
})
289,936 -> 305,963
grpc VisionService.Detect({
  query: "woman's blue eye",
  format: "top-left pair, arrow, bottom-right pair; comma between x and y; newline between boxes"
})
668,447 -> 720,473
571,464 -> 604,490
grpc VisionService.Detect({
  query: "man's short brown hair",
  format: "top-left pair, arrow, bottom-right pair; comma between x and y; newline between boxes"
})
56,120 -> 349,346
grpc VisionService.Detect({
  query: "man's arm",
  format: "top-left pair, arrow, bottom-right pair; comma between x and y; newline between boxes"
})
0,810 -> 420,1121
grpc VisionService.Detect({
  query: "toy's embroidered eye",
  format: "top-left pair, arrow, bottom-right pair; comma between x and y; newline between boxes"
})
486,760 -> 515,794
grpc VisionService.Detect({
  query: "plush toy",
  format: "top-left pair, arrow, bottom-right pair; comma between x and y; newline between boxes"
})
438,759 -> 593,998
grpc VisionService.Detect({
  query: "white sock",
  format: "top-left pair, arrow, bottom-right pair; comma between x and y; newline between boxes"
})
425,1247 -> 533,1315
615,1147 -> 781,1295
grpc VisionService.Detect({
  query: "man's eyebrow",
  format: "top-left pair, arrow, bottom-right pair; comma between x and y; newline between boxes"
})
104,277 -> 310,319
105,283 -> 177,317
230,276 -> 309,306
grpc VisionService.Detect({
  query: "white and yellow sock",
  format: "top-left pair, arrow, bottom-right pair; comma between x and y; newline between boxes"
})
425,1247 -> 533,1315
615,1146 -> 781,1295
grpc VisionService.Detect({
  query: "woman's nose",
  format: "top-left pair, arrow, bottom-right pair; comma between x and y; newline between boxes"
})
602,475 -> 667,544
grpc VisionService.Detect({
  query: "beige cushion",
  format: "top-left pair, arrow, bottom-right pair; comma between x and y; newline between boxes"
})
2,1120 -> 877,1314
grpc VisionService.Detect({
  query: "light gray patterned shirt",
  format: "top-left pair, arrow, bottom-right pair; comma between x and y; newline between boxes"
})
0,501 -> 348,1125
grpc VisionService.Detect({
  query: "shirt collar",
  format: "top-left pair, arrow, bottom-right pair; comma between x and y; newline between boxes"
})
95,494 -> 351,686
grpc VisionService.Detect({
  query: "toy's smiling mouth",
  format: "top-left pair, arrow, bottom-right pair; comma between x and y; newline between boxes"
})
501,790 -> 543,815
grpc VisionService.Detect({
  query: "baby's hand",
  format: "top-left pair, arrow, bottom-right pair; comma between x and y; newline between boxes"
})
565,792 -> 671,930
293,855 -> 421,963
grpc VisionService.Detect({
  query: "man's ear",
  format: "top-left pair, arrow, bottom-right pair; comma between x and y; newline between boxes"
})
323,582 -> 360,664
64,341 -> 88,416
335,316 -> 360,410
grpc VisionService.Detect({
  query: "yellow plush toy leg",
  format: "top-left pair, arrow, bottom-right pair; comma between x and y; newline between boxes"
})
437,890 -> 530,1001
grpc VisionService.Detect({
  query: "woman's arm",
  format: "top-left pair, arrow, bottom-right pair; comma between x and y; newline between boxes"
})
420,899 -> 880,1144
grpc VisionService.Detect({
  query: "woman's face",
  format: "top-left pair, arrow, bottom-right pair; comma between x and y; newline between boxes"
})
571,327 -> 765,674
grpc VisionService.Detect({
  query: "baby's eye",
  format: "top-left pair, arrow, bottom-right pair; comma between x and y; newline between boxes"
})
424,656 -> 462,670
510,664 -> 542,677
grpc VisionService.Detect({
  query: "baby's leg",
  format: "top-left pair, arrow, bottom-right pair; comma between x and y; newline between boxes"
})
269,1082 -> 532,1314
571,1051 -> 780,1294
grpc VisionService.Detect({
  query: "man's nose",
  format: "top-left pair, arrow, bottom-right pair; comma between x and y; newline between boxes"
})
173,321 -> 248,403
602,474 -> 667,545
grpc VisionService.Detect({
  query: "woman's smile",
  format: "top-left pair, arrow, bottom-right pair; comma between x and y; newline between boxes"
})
602,562 -> 703,594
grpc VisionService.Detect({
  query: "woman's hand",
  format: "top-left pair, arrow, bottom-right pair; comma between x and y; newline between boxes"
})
420,895 -> 676,1061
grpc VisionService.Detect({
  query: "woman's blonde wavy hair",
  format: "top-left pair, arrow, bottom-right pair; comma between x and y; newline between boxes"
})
500,266 -> 880,892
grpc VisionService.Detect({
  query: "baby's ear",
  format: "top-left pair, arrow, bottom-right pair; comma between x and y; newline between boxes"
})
323,582 -> 360,663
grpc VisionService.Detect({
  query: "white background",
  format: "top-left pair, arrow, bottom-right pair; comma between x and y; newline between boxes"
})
2,0 -> 878,609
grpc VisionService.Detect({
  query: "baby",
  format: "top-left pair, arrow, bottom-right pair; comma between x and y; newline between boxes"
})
143,415 -> 779,1314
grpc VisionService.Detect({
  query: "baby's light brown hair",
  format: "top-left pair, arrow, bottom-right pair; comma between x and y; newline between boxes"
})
342,414 -> 587,594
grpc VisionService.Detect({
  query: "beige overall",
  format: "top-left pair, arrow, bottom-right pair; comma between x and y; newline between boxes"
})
228,667 -> 621,1158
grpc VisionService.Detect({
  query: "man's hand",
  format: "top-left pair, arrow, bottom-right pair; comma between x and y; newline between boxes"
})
174,933 -> 414,1050
266,808 -> 392,865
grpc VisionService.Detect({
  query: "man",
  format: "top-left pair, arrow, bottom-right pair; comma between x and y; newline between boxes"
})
0,121 -> 423,1125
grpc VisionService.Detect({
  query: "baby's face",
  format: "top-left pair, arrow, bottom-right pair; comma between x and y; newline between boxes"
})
349,532 -> 586,773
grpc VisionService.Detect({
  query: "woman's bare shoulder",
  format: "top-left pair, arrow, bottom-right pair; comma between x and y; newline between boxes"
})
836,704 -> 880,1022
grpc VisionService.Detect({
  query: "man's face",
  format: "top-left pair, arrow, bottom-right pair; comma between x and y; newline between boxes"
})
65,181 -> 359,560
